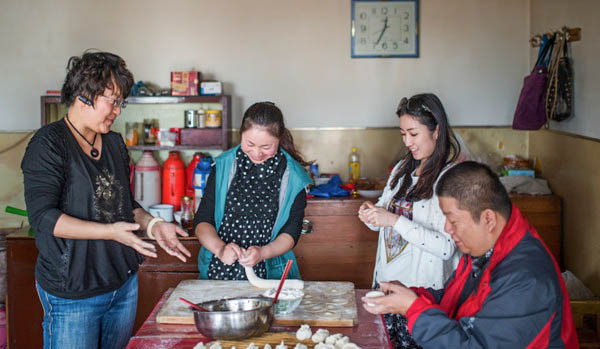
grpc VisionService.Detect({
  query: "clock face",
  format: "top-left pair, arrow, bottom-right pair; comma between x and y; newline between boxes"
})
351,0 -> 419,58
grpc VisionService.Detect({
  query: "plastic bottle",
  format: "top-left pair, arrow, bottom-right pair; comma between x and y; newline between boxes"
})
162,151 -> 186,211
192,157 -> 213,211
348,147 -> 360,183
185,152 -> 203,195
180,196 -> 195,233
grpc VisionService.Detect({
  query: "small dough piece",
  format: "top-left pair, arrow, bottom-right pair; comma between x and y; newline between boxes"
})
245,267 -> 304,289
325,333 -> 343,345
335,336 -> 350,348
364,290 -> 385,307
342,343 -> 361,349
312,328 -> 330,343
209,342 -> 222,349
264,345 -> 272,349
296,324 -> 312,341
246,343 -> 259,349
193,343 -> 206,349
294,344 -> 308,349
315,343 -> 335,349
275,340 -> 288,349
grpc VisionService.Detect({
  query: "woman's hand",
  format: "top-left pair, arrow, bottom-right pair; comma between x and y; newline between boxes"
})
238,246 -> 263,267
216,242 -> 242,265
109,222 -> 157,258
359,205 -> 399,227
151,222 -> 192,262
358,201 -> 375,225
361,281 -> 417,315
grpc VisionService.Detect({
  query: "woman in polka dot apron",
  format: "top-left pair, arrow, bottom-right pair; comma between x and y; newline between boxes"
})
194,102 -> 312,281
357,93 -> 462,349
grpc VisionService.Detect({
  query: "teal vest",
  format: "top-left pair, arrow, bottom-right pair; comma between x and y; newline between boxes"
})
197,145 -> 312,280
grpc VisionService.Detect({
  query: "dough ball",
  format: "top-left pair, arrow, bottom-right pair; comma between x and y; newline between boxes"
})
341,343 -> 361,349
193,343 -> 206,349
312,329 -> 330,343
246,343 -> 258,349
294,344 -> 308,349
296,324 -> 312,341
275,340 -> 288,349
325,333 -> 343,345
264,345 -> 272,349
209,342 -> 222,349
335,336 -> 350,348
365,291 -> 385,298
314,343 -> 335,349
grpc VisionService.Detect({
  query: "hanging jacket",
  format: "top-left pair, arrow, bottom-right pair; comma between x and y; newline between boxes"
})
406,205 -> 578,348
197,145 -> 312,280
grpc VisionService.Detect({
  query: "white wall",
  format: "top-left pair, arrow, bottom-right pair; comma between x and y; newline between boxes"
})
530,0 -> 600,139
0,0 -> 529,130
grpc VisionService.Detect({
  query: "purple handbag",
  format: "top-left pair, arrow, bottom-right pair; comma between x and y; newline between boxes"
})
512,37 -> 554,130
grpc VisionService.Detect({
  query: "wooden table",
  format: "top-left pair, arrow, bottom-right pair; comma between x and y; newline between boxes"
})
127,288 -> 392,349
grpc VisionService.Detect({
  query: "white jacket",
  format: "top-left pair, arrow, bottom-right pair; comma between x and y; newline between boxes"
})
366,161 -> 461,289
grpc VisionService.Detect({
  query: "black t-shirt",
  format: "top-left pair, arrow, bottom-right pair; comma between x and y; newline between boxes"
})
21,119 -> 143,299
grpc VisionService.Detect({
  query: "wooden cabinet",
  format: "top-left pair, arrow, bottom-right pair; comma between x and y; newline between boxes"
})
40,95 -> 232,151
5,194 -> 562,347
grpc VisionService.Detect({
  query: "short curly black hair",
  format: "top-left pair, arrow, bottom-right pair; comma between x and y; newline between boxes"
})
61,50 -> 134,107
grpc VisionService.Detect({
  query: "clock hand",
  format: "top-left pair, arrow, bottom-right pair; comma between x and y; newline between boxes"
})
374,17 -> 389,46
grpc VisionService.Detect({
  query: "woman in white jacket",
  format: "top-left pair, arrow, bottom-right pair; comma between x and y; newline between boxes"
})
358,93 -> 461,349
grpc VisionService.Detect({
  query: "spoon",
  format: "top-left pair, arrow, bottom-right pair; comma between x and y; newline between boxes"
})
179,297 -> 209,312
272,260 -> 294,306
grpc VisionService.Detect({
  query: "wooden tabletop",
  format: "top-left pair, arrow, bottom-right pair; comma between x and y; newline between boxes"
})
127,288 -> 392,349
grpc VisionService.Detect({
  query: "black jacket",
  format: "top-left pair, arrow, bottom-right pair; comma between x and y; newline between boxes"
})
22,119 -> 143,299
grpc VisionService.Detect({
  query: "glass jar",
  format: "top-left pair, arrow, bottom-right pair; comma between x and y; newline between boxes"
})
180,195 -> 194,233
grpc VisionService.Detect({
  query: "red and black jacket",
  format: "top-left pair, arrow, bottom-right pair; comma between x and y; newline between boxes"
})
406,205 -> 578,348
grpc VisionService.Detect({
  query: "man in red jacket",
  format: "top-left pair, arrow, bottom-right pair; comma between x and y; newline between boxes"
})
363,161 -> 578,348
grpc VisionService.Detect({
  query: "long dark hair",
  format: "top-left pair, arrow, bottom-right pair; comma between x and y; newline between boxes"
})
390,93 -> 460,202
240,102 -> 312,166
61,50 -> 134,107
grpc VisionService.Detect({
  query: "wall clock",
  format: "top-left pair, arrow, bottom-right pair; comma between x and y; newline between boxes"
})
351,0 -> 419,58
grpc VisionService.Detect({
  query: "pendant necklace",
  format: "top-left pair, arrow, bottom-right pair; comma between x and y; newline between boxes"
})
65,115 -> 99,158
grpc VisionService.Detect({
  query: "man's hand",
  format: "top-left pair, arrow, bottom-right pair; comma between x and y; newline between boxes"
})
361,281 -> 418,315
217,242 -> 242,265
238,246 -> 263,267
110,222 -> 157,258
152,222 -> 192,262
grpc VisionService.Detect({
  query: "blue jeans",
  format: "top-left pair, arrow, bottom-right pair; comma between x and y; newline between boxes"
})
36,273 -> 138,349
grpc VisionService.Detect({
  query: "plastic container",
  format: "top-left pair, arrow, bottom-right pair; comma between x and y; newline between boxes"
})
205,110 -> 222,128
134,151 -> 161,210
193,157 -> 213,210
348,147 -> 360,184
186,153 -> 203,193
162,151 -> 186,211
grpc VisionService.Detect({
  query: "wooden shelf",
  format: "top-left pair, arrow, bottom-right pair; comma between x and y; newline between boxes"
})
125,95 -> 225,104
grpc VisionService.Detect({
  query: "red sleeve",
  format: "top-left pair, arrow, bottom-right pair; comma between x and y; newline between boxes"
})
406,295 -> 443,334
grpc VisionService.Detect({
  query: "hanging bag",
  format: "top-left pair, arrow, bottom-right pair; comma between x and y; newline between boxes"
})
546,36 -> 573,122
512,35 -> 555,130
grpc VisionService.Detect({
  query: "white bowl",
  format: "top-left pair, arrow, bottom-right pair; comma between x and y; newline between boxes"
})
357,189 -> 383,199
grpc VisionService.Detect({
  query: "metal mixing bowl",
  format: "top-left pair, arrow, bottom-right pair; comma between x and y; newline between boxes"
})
192,297 -> 275,340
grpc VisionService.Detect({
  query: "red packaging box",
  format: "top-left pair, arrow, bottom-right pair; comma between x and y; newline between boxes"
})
171,71 -> 200,96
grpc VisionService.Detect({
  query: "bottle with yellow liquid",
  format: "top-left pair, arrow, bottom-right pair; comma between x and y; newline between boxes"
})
348,147 -> 360,184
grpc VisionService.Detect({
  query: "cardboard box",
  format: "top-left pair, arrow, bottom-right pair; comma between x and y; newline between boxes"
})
200,81 -> 222,95
171,71 -> 200,96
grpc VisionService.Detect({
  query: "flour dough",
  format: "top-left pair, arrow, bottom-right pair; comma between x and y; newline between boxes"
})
246,343 -> 259,349
294,344 -> 308,349
328,288 -> 344,295
312,329 -> 330,343
327,297 -> 348,305
264,344 -> 272,349
296,324 -> 312,341
335,336 -> 350,347
325,304 -> 339,311
364,290 -> 385,307
341,343 -> 361,349
209,342 -> 222,349
314,343 -> 335,349
193,343 -> 206,349
244,267 -> 304,289
325,333 -> 343,345
275,340 -> 288,349
305,305 -> 323,313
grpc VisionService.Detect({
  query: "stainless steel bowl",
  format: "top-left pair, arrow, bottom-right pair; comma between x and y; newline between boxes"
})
192,297 -> 274,340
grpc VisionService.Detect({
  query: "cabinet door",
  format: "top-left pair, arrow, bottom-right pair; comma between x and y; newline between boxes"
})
135,271 -> 199,331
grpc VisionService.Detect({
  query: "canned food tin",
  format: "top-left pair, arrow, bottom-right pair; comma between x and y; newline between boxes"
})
184,110 -> 198,128
197,108 -> 206,128
205,110 -> 222,128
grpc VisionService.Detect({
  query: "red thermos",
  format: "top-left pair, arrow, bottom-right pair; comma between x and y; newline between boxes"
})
162,151 -> 185,210
185,152 -> 203,196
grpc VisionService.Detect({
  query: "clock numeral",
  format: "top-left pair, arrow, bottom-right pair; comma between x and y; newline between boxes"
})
404,24 -> 409,32
403,12 -> 409,20
404,37 -> 409,44
361,24 -> 367,33
393,42 -> 399,49
381,7 -> 388,15
360,37 -> 367,45
382,42 -> 388,50
360,12 -> 367,20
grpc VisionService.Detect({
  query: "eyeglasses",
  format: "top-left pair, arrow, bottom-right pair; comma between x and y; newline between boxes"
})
101,95 -> 128,109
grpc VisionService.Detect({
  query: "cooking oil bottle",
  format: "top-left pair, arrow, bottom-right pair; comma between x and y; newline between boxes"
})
348,147 -> 360,184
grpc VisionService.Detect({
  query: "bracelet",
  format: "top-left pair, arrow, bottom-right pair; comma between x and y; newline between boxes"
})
146,217 -> 164,240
